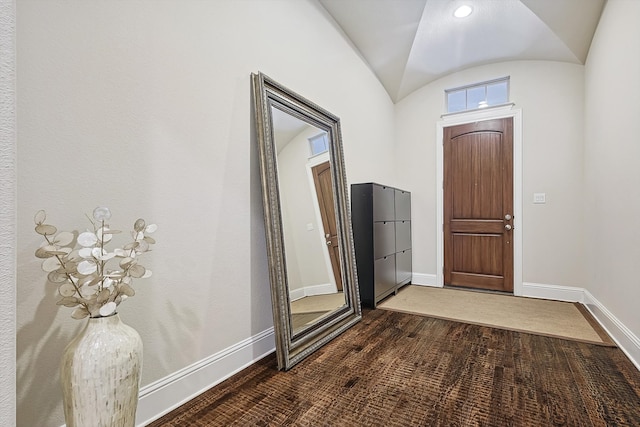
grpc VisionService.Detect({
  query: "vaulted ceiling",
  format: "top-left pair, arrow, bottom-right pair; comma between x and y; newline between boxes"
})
318,0 -> 605,102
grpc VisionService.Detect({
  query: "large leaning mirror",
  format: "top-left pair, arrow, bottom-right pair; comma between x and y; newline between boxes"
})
252,72 -> 361,370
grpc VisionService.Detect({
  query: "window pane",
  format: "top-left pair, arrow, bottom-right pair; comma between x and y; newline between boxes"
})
309,134 -> 328,156
444,77 -> 509,114
466,86 -> 486,110
447,90 -> 466,113
487,81 -> 508,105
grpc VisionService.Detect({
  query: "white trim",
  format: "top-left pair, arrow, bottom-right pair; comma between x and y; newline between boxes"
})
583,290 -> 640,371
134,328 -> 275,426
410,273 -> 439,287
0,1 -> 16,426
289,282 -> 335,302
521,282 -> 585,303
436,105 -> 523,296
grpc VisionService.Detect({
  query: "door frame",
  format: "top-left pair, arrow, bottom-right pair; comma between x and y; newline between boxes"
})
436,104 -> 523,296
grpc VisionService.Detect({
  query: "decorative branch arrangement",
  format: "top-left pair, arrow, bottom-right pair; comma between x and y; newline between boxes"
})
34,207 -> 157,319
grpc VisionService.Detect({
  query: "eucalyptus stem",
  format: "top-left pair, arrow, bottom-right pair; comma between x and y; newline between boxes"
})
43,234 -> 89,311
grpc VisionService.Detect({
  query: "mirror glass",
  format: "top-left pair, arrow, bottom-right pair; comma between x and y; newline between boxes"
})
252,72 -> 361,370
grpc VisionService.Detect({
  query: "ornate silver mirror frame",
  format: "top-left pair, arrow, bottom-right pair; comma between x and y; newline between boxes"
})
251,72 -> 361,370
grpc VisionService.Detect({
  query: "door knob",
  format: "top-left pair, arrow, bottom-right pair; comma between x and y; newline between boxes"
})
504,224 -> 512,231
326,240 -> 332,245
504,214 -> 512,221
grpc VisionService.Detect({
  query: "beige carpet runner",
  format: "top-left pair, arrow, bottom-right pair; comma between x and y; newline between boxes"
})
378,285 -> 614,346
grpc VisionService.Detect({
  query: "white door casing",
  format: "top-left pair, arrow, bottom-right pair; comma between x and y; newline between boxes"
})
436,105 -> 523,296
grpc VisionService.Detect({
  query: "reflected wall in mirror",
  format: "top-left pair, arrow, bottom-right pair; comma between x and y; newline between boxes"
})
252,72 -> 361,370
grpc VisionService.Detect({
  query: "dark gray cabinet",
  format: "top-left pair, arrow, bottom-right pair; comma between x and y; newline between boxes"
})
351,183 -> 412,308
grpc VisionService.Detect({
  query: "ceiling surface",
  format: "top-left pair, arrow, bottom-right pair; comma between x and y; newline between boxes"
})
318,0 -> 605,102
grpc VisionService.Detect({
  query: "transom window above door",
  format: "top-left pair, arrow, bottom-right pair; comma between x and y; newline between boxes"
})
445,77 -> 510,113
309,132 -> 329,157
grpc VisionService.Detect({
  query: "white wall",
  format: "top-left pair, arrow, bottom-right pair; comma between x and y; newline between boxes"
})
584,0 -> 640,341
395,60 -> 586,289
15,1 -> 395,426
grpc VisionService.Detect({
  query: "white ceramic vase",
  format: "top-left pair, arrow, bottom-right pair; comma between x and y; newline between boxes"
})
60,313 -> 143,427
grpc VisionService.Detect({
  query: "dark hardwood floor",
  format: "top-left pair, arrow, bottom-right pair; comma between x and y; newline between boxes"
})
148,309 -> 640,426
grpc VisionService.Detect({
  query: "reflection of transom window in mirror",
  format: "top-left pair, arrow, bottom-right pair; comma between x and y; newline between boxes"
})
309,133 -> 329,157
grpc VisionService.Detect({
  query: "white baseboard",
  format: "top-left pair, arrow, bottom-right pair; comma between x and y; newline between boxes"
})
410,273 -> 438,287
289,287 -> 305,301
289,283 -> 335,302
583,290 -> 640,371
135,327 -> 275,426
521,281 -> 584,302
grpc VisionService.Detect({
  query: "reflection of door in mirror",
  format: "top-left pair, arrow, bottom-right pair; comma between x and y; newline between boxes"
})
311,161 -> 343,292
272,107 -> 346,334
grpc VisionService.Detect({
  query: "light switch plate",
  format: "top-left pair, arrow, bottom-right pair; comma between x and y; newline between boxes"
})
533,193 -> 546,204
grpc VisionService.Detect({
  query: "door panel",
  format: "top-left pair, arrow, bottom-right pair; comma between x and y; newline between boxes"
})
312,161 -> 343,291
444,118 -> 513,292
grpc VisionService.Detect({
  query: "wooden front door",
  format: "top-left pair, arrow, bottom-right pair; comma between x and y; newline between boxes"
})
443,118 -> 513,292
311,161 -> 343,291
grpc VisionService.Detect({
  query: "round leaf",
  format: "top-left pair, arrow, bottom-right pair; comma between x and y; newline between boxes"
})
134,218 -> 146,232
71,307 -> 90,320
35,224 -> 57,236
56,296 -> 80,307
58,282 -> 76,297
77,260 -> 97,275
61,261 -> 78,275
47,271 -> 68,283
99,302 -> 117,317
96,227 -> 113,243
34,210 -> 47,225
136,240 -> 149,253
123,242 -> 139,250
53,231 -> 74,246
35,245 -> 58,259
97,288 -> 111,303
119,283 -> 135,297
78,247 -> 93,258
119,257 -> 134,268
145,224 -> 158,233
92,207 -> 112,221
113,248 -> 127,257
143,236 -> 156,244
83,275 -> 102,287
42,257 -> 62,272
77,232 -> 98,247
129,264 -> 146,278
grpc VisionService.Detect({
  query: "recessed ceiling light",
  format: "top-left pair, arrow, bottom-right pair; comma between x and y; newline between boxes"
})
454,5 -> 473,18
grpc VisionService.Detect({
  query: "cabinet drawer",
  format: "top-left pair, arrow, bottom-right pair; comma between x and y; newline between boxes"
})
373,185 -> 395,221
396,249 -> 412,285
395,190 -> 411,220
374,255 -> 396,298
374,221 -> 395,258
395,220 -> 411,252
